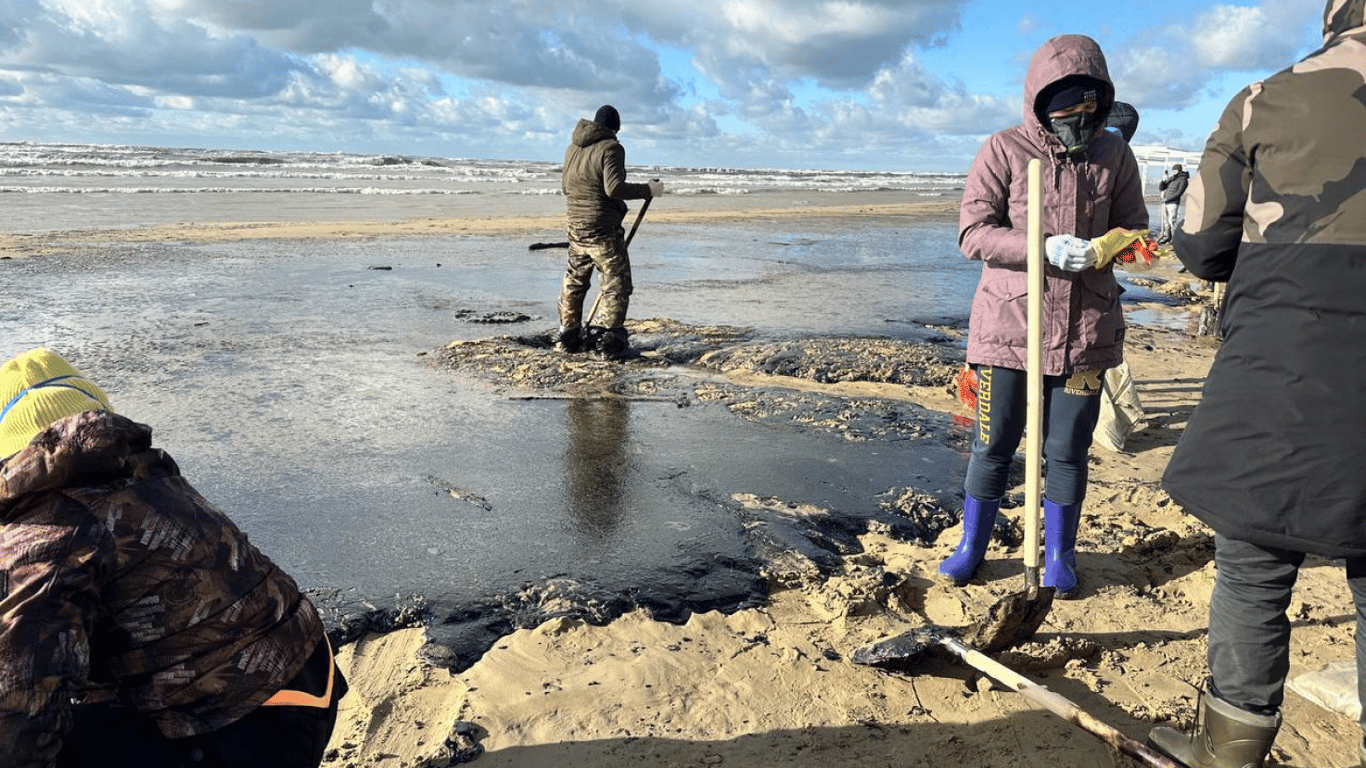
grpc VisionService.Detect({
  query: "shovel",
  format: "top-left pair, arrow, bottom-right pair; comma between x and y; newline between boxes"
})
959,155 -> 1057,642
624,191 -> 652,249
852,624 -> 1180,768
928,156 -> 1056,651
1021,157 -> 1049,604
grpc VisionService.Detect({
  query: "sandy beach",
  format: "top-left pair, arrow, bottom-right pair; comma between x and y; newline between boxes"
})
335,204 -> 1364,768
11,193 -> 1361,767
329,309 -> 1366,768
0,189 -> 961,257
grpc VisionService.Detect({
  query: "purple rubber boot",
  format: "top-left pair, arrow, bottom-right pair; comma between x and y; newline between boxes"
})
938,494 -> 999,585
1043,498 -> 1081,598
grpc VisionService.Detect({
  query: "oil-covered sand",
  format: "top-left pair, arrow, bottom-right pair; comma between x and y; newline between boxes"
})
337,241 -> 1361,768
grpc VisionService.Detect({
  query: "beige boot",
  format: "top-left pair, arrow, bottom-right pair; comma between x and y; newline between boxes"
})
1147,687 -> 1280,768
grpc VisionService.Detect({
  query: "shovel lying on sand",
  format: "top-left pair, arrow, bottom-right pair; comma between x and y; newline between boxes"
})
852,624 -> 1180,768
853,159 -> 1177,767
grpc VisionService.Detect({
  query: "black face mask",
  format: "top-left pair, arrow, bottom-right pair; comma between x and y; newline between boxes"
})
1049,112 -> 1097,156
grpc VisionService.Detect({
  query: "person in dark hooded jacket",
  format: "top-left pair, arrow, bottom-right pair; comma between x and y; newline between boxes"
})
1147,2 -> 1366,766
1157,164 -> 1189,244
937,34 -> 1147,599
0,348 -> 345,768
553,105 -> 664,359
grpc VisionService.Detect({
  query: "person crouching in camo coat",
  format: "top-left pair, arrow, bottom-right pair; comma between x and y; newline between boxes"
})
0,348 -> 345,768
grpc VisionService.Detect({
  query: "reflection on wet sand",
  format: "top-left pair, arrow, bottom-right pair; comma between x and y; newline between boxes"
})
564,397 -> 631,541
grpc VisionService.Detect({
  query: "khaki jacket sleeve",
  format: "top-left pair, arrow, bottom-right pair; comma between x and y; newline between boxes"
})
1173,94 -> 1249,282
600,143 -> 651,201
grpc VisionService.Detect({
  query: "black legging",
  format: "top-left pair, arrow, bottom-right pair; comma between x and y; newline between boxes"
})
964,364 -> 1104,506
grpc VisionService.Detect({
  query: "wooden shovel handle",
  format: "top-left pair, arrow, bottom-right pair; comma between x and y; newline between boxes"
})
1024,159 -> 1044,586
625,191 -> 654,248
942,637 -> 1180,768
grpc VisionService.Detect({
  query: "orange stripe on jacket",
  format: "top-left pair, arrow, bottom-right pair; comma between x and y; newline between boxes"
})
262,638 -> 336,709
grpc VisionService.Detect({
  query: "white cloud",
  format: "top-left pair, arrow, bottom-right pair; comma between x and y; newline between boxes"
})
3,0 -> 307,97
1187,0 -> 1319,69
707,0 -> 960,84
1016,15 -> 1042,36
869,52 -> 1018,133
0,0 -> 1333,168
149,0 -> 390,47
1110,0 -> 1321,111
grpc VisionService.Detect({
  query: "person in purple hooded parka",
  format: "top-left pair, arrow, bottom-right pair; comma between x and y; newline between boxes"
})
938,34 -> 1148,598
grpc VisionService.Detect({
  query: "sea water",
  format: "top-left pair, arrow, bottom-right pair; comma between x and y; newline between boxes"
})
0,140 -> 966,232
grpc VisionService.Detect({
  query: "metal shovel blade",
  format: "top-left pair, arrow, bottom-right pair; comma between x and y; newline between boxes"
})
850,585 -> 1054,671
850,625 -> 952,669
961,585 -> 1055,654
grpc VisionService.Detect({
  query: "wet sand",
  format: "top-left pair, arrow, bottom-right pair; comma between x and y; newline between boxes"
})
0,189 -> 961,256
3,190 -> 983,677
7,196 -> 1361,767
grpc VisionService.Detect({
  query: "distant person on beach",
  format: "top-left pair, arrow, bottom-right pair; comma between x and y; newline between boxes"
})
1146,2 -> 1366,766
554,104 -> 664,360
1157,163 -> 1189,244
939,34 -> 1147,598
0,348 -> 345,767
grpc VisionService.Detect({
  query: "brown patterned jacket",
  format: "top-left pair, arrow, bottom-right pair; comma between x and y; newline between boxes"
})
0,410 -> 324,767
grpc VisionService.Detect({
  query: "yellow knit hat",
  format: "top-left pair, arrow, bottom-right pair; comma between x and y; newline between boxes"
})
0,348 -> 112,459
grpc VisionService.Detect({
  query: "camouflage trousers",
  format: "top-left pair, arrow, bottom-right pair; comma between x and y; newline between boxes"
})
558,229 -> 633,330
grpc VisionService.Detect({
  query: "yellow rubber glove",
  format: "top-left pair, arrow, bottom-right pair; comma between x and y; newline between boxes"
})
1088,228 -> 1150,269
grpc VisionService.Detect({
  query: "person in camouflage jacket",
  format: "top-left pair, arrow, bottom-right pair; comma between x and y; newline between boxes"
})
554,104 -> 662,359
0,348 -> 344,768
1149,2 -> 1366,765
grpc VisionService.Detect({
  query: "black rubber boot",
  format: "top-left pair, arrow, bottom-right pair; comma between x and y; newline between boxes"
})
592,327 -> 630,360
581,325 -> 605,354
551,325 -> 582,353
1148,685 -> 1280,768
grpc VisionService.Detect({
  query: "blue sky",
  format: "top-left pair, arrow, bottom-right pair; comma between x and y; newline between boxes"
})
0,0 -> 1329,171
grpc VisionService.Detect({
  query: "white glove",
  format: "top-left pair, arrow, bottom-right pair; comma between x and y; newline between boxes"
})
647,179 -> 664,198
1044,234 -> 1097,272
